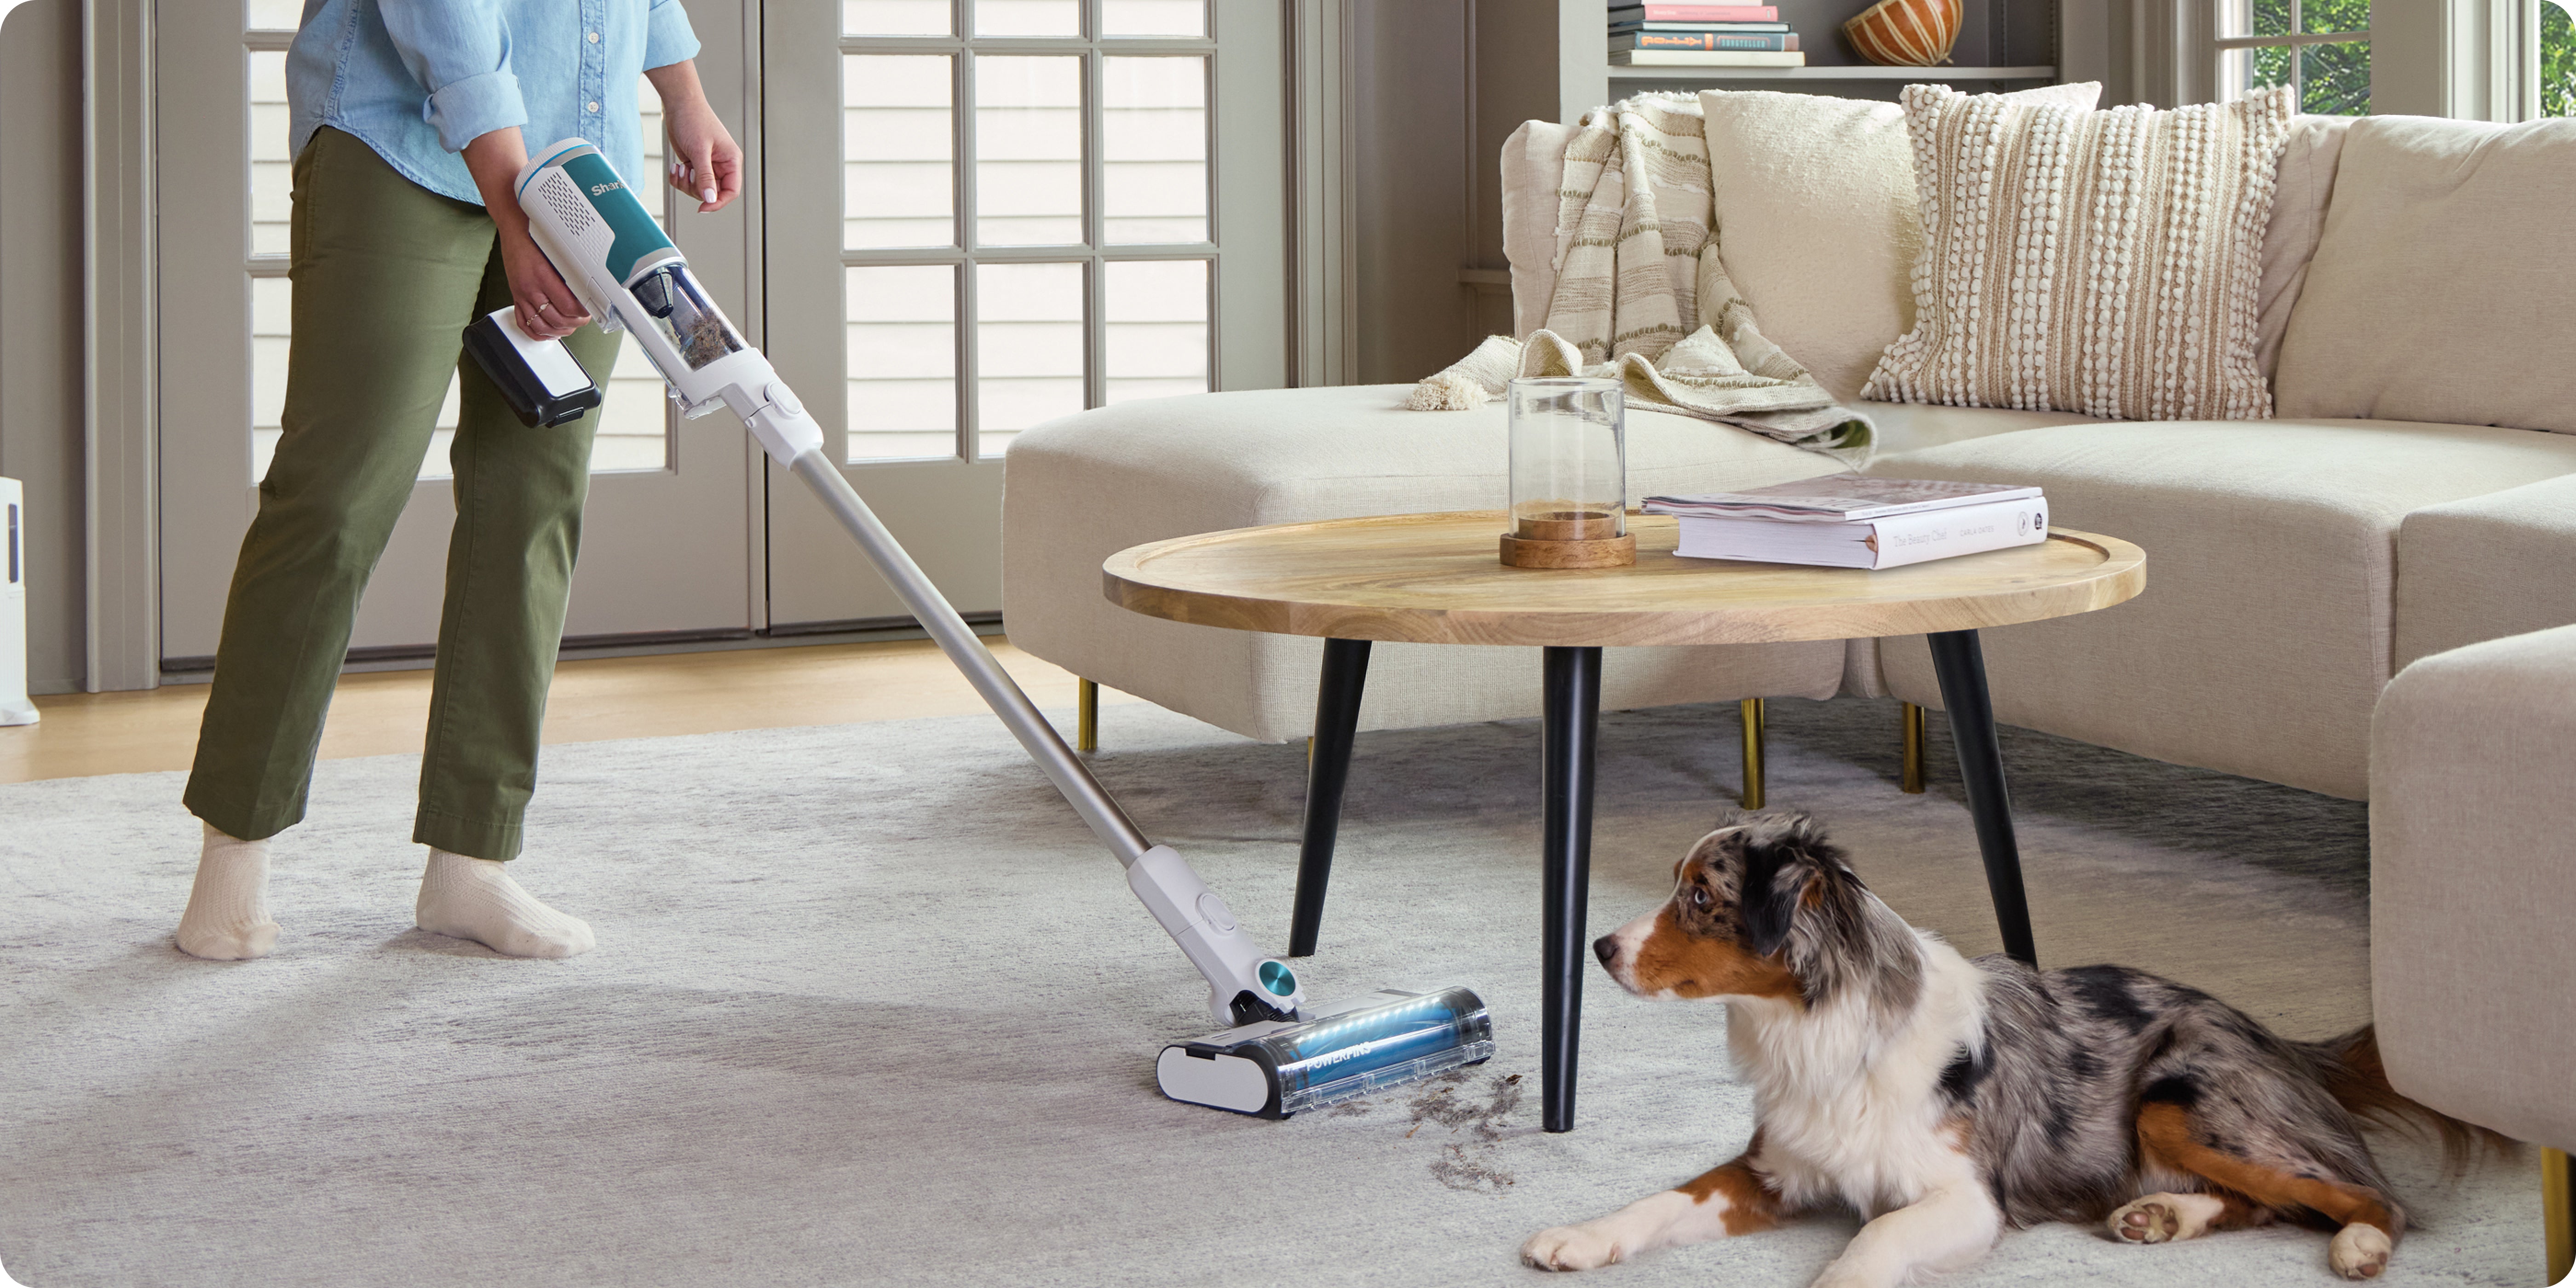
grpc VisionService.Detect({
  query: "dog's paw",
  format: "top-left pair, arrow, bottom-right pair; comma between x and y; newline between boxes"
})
2329,1223 -> 2391,1280
1521,1224 -> 1624,1272
2107,1193 -> 2218,1244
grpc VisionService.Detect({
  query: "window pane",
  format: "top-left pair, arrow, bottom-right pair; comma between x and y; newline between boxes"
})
2545,0 -> 2576,119
248,51 -> 291,257
2301,39 -> 2369,115
845,55 -> 956,249
2302,0 -> 2368,35
2220,0 -> 2293,38
1103,57 -> 1206,244
975,56 -> 1083,246
975,0 -> 1079,36
976,262 -> 1083,457
848,265 -> 960,462
1104,260 -> 1207,406
636,74 -> 667,231
844,0 -> 951,35
592,339 -> 672,473
1104,0 -> 1206,37
2220,43 -> 2295,101
244,0 -> 302,30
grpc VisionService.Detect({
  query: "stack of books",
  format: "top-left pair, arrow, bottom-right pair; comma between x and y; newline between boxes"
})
1643,478 -> 2049,569
1610,4 -> 1806,68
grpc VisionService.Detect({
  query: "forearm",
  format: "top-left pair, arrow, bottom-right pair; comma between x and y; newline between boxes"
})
460,127 -> 534,234
644,59 -> 708,113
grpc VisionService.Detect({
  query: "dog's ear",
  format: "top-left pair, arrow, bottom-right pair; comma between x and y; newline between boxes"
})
1737,814 -> 1834,959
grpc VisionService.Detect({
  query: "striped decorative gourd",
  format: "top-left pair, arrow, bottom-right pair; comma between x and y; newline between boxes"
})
1842,0 -> 1962,66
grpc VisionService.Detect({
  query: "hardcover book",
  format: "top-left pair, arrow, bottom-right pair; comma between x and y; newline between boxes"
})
1609,49 -> 1806,65
1643,477 -> 2043,523
1608,4 -> 1782,19
1612,31 -> 1799,50
1670,497 -> 2050,569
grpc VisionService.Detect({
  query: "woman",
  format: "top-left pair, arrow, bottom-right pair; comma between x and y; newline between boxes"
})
175,0 -> 742,961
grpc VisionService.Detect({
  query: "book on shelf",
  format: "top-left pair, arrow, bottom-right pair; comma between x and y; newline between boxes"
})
1644,477 -> 2043,523
1610,48 -> 1807,66
1609,4 -> 1781,19
1612,30 -> 1800,51
1662,496 -> 2051,570
1609,20 -> 1794,32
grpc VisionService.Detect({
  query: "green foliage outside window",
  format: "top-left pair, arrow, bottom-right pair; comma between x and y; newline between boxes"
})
2237,0 -> 2372,115
2545,1 -> 2576,118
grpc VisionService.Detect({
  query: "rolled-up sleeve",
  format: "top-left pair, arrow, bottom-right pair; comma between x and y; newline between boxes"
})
643,0 -> 702,71
380,0 -> 529,152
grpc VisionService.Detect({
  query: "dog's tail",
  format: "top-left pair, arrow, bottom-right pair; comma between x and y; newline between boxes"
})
2305,1025 -> 2516,1173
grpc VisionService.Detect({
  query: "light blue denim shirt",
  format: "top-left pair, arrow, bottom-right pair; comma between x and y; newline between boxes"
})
286,0 -> 700,206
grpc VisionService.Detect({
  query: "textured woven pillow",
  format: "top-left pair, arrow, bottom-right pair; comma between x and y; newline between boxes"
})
1866,84 -> 2295,420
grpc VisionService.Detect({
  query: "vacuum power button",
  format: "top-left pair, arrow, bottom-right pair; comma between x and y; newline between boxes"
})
1194,892 -> 1237,933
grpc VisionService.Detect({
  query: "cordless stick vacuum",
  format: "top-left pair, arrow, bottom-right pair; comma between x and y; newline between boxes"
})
483,140 -> 1492,1117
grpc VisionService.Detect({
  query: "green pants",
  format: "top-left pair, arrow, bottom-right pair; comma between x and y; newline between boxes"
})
185,127 -> 621,861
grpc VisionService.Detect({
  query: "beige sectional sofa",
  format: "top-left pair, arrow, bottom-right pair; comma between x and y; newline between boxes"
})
1001,98 -> 2576,807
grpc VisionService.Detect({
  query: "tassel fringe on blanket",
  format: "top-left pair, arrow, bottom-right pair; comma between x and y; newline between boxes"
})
1408,93 -> 1874,466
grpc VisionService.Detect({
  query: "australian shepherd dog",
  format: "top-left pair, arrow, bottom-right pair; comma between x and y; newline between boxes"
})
1522,813 -> 2497,1285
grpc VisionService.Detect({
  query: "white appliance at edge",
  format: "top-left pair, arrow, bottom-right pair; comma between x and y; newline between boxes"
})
0,477 -> 36,726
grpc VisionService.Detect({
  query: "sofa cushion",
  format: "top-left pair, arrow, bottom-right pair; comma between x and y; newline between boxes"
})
1004,385 -> 1851,742
1867,85 -> 2294,421
2371,622 -> 2576,1152
2395,473 -> 2576,670
1861,401 -> 2104,456
1696,83 -> 2099,404
2273,116 -> 2576,434
2254,115 -> 2353,383
1866,419 -> 2576,798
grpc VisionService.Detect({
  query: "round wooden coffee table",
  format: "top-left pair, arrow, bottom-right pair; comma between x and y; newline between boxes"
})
1104,510 -> 2145,1132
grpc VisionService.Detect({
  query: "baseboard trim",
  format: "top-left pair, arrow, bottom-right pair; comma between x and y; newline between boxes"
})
156,614 -> 1008,683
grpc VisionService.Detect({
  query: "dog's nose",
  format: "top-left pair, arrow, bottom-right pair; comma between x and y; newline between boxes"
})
1593,934 -> 1618,967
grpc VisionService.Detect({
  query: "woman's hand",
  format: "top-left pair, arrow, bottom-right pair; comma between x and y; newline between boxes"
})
460,126 -> 592,339
647,60 -> 742,213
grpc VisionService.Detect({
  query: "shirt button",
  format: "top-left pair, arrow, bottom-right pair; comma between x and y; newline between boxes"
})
587,31 -> 600,43
586,101 -> 601,113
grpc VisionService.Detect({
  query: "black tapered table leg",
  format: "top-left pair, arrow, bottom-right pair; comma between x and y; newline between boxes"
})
1540,645 -> 1603,1133
1925,629 -> 2037,966
1288,638 -> 1372,958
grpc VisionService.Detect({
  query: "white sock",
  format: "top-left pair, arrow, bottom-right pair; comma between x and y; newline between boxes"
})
177,822 -> 280,960
415,850 -> 595,959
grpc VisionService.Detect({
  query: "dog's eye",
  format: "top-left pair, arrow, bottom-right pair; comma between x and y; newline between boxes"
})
1689,886 -> 1711,911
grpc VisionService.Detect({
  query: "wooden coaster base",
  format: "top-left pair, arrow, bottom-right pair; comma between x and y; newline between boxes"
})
1500,531 -> 1638,569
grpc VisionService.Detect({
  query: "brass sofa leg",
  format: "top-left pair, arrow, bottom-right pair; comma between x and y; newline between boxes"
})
1076,678 -> 1099,753
1900,701 -> 1926,794
2547,1146 -> 2573,1286
1740,697 -> 1766,810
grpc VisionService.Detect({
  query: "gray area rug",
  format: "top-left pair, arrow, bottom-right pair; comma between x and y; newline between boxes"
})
0,697 -> 2542,1287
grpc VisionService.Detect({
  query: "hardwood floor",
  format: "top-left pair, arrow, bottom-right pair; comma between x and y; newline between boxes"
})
0,638 -> 1137,785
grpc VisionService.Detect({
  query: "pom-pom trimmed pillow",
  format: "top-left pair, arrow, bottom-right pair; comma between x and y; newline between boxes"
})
1865,84 -> 2294,420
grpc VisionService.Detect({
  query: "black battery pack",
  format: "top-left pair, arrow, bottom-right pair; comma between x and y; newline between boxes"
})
461,308 -> 605,428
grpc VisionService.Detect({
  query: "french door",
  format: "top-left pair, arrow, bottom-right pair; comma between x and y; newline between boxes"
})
157,0 -> 760,666
154,0 -> 1282,666
759,0 -> 1284,627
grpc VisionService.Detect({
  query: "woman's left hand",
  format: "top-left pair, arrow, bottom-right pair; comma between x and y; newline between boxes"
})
657,71 -> 743,213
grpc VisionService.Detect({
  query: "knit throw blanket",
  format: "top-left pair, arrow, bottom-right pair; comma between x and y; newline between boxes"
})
1409,95 -> 1874,465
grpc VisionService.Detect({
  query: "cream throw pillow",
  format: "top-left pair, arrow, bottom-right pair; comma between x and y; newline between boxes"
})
2272,116 -> 2576,435
1700,82 -> 2100,403
1866,84 -> 2295,420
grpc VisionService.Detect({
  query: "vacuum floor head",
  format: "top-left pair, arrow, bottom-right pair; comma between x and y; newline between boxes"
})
1156,986 -> 1495,1118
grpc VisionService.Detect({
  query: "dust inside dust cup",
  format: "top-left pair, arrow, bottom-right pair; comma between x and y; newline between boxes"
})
630,262 -> 747,371
1506,377 -> 1627,541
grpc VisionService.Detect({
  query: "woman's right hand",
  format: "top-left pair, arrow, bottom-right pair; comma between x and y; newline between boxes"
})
460,126 -> 592,339
495,220 -> 591,339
